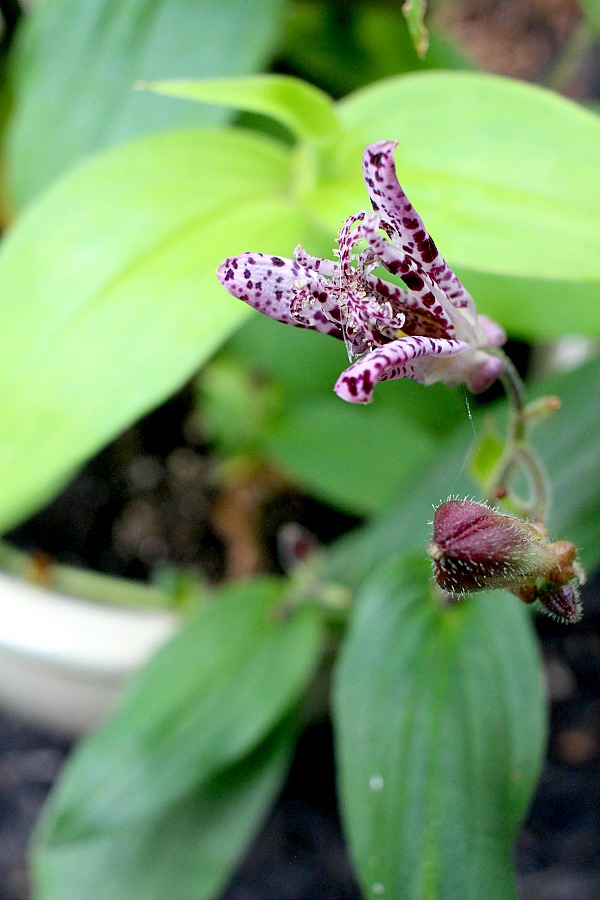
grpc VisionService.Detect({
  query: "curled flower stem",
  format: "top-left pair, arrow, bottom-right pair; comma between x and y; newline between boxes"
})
497,351 -> 527,442
488,349 -> 551,523
511,444 -> 551,523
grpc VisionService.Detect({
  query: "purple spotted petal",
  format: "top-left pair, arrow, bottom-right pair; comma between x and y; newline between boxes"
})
358,214 -> 456,338
216,139 -> 507,406
334,336 -> 469,404
365,273 -> 453,339
216,252 -> 343,339
362,141 -> 476,314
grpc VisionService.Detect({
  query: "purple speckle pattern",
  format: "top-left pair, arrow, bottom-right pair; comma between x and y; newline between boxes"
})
216,141 -> 507,404
334,336 -> 469,404
362,141 -> 476,315
216,253 -> 343,339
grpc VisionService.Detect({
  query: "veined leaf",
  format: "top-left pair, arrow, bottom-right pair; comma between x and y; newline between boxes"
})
143,74 -> 340,142
333,555 -> 546,900
33,713 -> 298,900
4,0 -> 288,208
333,72 -> 600,284
0,128 -> 317,534
32,578 -> 323,841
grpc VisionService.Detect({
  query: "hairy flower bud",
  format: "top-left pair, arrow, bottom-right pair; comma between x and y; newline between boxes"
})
428,499 -> 584,623
428,499 -> 554,593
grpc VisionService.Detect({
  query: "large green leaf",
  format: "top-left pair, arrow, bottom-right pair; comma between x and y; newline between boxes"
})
34,714 -> 297,900
4,0 -> 287,208
263,397 -> 432,515
0,128 -> 318,535
333,555 -> 546,900
144,74 -> 339,142
329,72 -> 600,285
32,575 -> 325,900
32,577 -> 323,840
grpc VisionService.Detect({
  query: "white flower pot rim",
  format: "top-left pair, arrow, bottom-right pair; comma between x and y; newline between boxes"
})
0,570 -> 178,736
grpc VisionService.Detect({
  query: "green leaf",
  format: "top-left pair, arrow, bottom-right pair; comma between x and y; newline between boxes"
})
333,555 -> 546,900
0,128 -> 316,535
219,313 -> 466,515
402,0 -> 429,58
33,714 -> 297,900
4,0 -> 287,208
143,74 -> 340,142
298,71 -> 600,337
264,396 -> 432,515
33,577 -> 323,841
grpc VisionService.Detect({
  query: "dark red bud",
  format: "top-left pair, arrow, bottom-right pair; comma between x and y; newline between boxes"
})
428,499 -> 585,624
428,499 -> 553,594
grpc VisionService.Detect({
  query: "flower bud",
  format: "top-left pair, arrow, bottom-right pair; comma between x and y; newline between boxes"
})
428,499 -> 585,624
428,500 -> 556,594
537,583 -> 582,624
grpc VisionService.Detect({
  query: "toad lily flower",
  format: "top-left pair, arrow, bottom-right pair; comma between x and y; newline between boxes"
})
217,140 -> 506,403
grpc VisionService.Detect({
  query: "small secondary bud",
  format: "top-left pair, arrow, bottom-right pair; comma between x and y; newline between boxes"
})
524,394 -> 562,426
537,583 -> 582,624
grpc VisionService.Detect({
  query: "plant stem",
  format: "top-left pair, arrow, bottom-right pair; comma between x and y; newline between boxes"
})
488,349 -> 551,522
498,352 -> 527,441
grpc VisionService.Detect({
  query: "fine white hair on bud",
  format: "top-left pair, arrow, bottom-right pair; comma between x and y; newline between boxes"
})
428,499 -> 585,624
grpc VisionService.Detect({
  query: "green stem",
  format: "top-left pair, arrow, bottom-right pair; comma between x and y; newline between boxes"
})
498,352 -> 527,442
487,349 -> 551,522
513,444 -> 551,523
